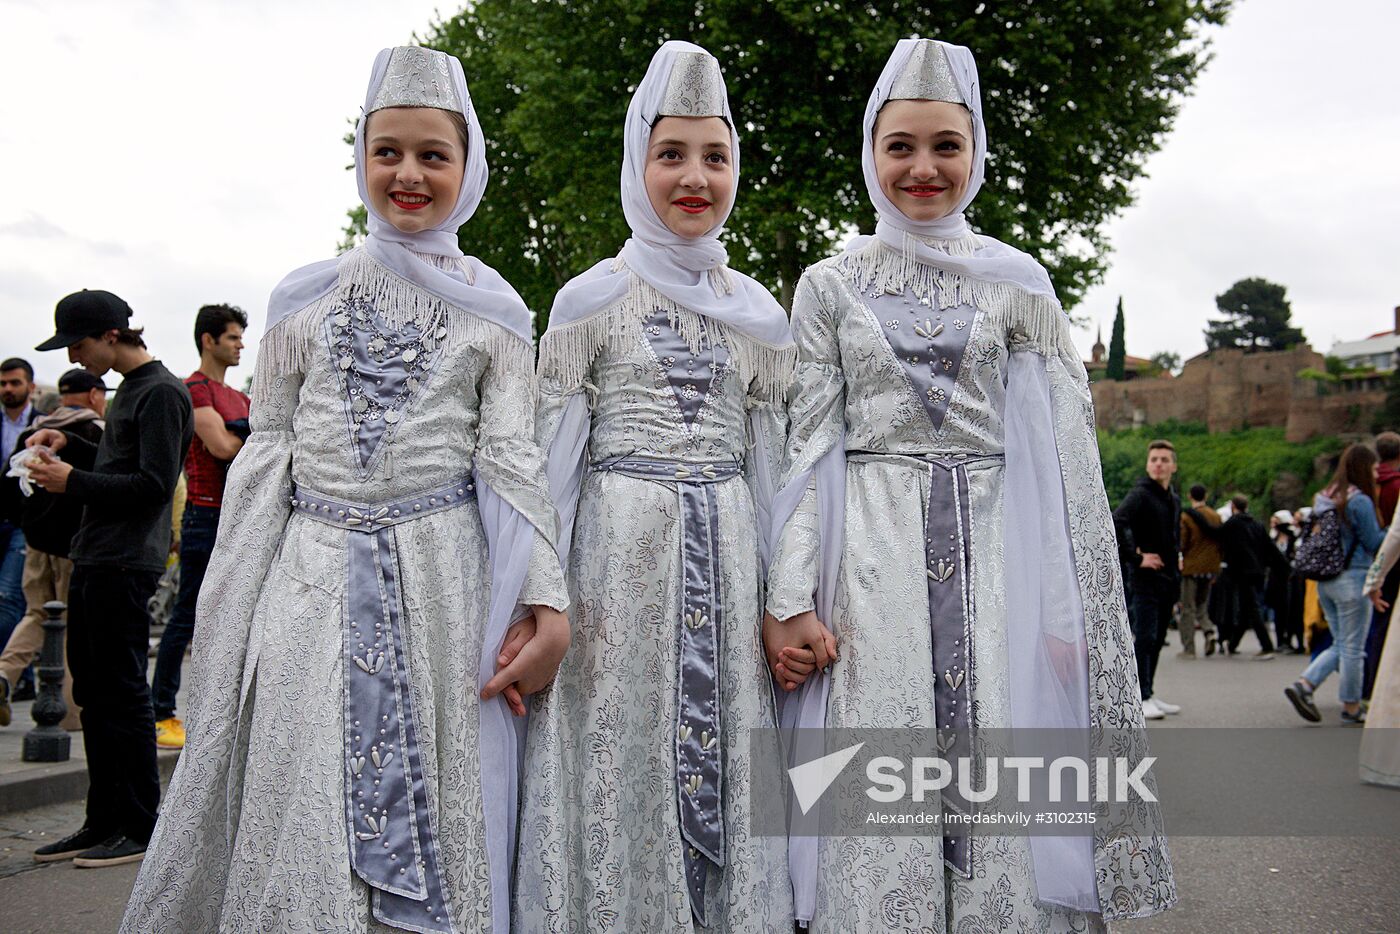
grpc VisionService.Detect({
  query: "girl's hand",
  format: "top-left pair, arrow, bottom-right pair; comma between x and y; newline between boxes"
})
762,610 -> 838,692
481,606 -> 570,716
1369,589 -> 1390,613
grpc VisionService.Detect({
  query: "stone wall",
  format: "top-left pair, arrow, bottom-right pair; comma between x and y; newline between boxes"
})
1089,345 -> 1337,437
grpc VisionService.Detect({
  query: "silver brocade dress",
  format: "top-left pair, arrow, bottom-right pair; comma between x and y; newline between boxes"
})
513,307 -> 794,932
767,249 -> 1175,933
121,248 -> 567,934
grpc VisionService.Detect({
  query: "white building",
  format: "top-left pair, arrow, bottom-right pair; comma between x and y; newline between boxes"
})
1330,307 -> 1400,371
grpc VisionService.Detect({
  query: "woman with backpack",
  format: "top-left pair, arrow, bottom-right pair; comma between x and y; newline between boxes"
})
1286,443 -> 1386,724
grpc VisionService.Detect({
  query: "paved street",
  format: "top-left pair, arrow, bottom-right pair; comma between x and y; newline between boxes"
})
0,645 -> 1397,932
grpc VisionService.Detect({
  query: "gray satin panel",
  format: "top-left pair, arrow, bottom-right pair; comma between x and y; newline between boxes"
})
590,455 -> 739,925
924,456 -> 977,877
867,292 -> 976,432
292,476 -> 476,934
642,308 -> 730,429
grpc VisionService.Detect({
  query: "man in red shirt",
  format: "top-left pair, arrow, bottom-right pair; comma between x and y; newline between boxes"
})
151,305 -> 249,750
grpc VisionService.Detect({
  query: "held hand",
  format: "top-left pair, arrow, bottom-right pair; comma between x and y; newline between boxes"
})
27,450 -> 73,494
481,605 -> 570,717
762,610 -> 839,692
493,616 -> 537,714
1139,553 -> 1165,571
25,428 -> 67,452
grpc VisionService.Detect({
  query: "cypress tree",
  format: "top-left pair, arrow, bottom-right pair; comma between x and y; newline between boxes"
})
1106,298 -> 1127,381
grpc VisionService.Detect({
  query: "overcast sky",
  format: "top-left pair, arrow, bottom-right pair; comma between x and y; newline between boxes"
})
2,0 -> 1395,387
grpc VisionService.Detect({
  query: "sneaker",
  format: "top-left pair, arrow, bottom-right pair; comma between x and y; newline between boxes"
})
1204,633 -> 1218,657
1252,651 -> 1277,660
1151,696 -> 1182,715
155,717 -> 186,750
1141,698 -> 1166,720
11,677 -> 35,702
1177,649 -> 1197,659
72,834 -> 146,868
1284,681 -> 1322,723
1341,709 -> 1368,726
0,677 -> 10,728
33,826 -> 110,863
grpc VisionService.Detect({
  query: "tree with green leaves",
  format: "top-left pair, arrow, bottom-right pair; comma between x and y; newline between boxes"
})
1106,298 -> 1126,380
1148,350 -> 1181,377
348,0 -> 1230,334
1204,277 -> 1306,353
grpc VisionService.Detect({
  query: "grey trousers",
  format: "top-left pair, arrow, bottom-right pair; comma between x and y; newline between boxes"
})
1179,574 -> 1215,654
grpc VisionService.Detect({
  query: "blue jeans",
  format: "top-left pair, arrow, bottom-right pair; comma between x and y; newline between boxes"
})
0,523 -> 26,655
1303,568 -> 1370,704
151,505 -> 220,720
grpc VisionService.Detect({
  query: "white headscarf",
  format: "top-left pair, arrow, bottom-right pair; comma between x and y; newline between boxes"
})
847,37 -> 1055,298
263,46 -> 531,342
544,40 -> 792,349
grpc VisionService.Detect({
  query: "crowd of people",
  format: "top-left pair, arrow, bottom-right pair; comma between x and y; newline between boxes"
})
0,294 -> 251,867
1112,434 -> 1400,732
0,32 -> 1393,934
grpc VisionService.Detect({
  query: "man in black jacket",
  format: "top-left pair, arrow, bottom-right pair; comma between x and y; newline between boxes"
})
1218,494 -> 1289,658
24,291 -> 192,869
0,369 -> 107,728
1113,439 -> 1182,720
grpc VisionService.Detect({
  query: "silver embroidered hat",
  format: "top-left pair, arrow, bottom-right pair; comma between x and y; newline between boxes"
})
659,50 -> 727,117
368,46 -> 463,114
888,38 -> 966,104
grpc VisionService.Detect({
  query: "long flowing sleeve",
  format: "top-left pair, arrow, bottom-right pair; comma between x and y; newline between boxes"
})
533,375 -> 591,570
1029,306 -> 1177,919
745,377 -> 789,577
766,274 -> 846,620
123,312 -> 306,928
474,347 -> 568,612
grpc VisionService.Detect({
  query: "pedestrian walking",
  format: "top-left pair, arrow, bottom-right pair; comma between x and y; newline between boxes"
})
1179,483 -> 1222,658
1285,443 -> 1386,724
1218,495 -> 1288,658
24,290 -> 193,868
1114,439 -> 1183,719
150,303 -> 250,751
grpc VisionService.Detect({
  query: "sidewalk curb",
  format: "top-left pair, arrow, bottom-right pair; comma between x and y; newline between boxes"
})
0,750 -> 180,815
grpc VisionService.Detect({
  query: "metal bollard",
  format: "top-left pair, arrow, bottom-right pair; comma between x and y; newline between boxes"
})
22,601 -> 71,762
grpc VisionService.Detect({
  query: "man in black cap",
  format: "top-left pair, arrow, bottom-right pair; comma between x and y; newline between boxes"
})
0,369 -> 109,729
24,291 -> 192,869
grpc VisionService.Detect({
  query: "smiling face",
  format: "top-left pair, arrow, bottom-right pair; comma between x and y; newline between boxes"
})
872,99 -> 974,222
364,106 -> 466,234
644,116 -> 734,238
